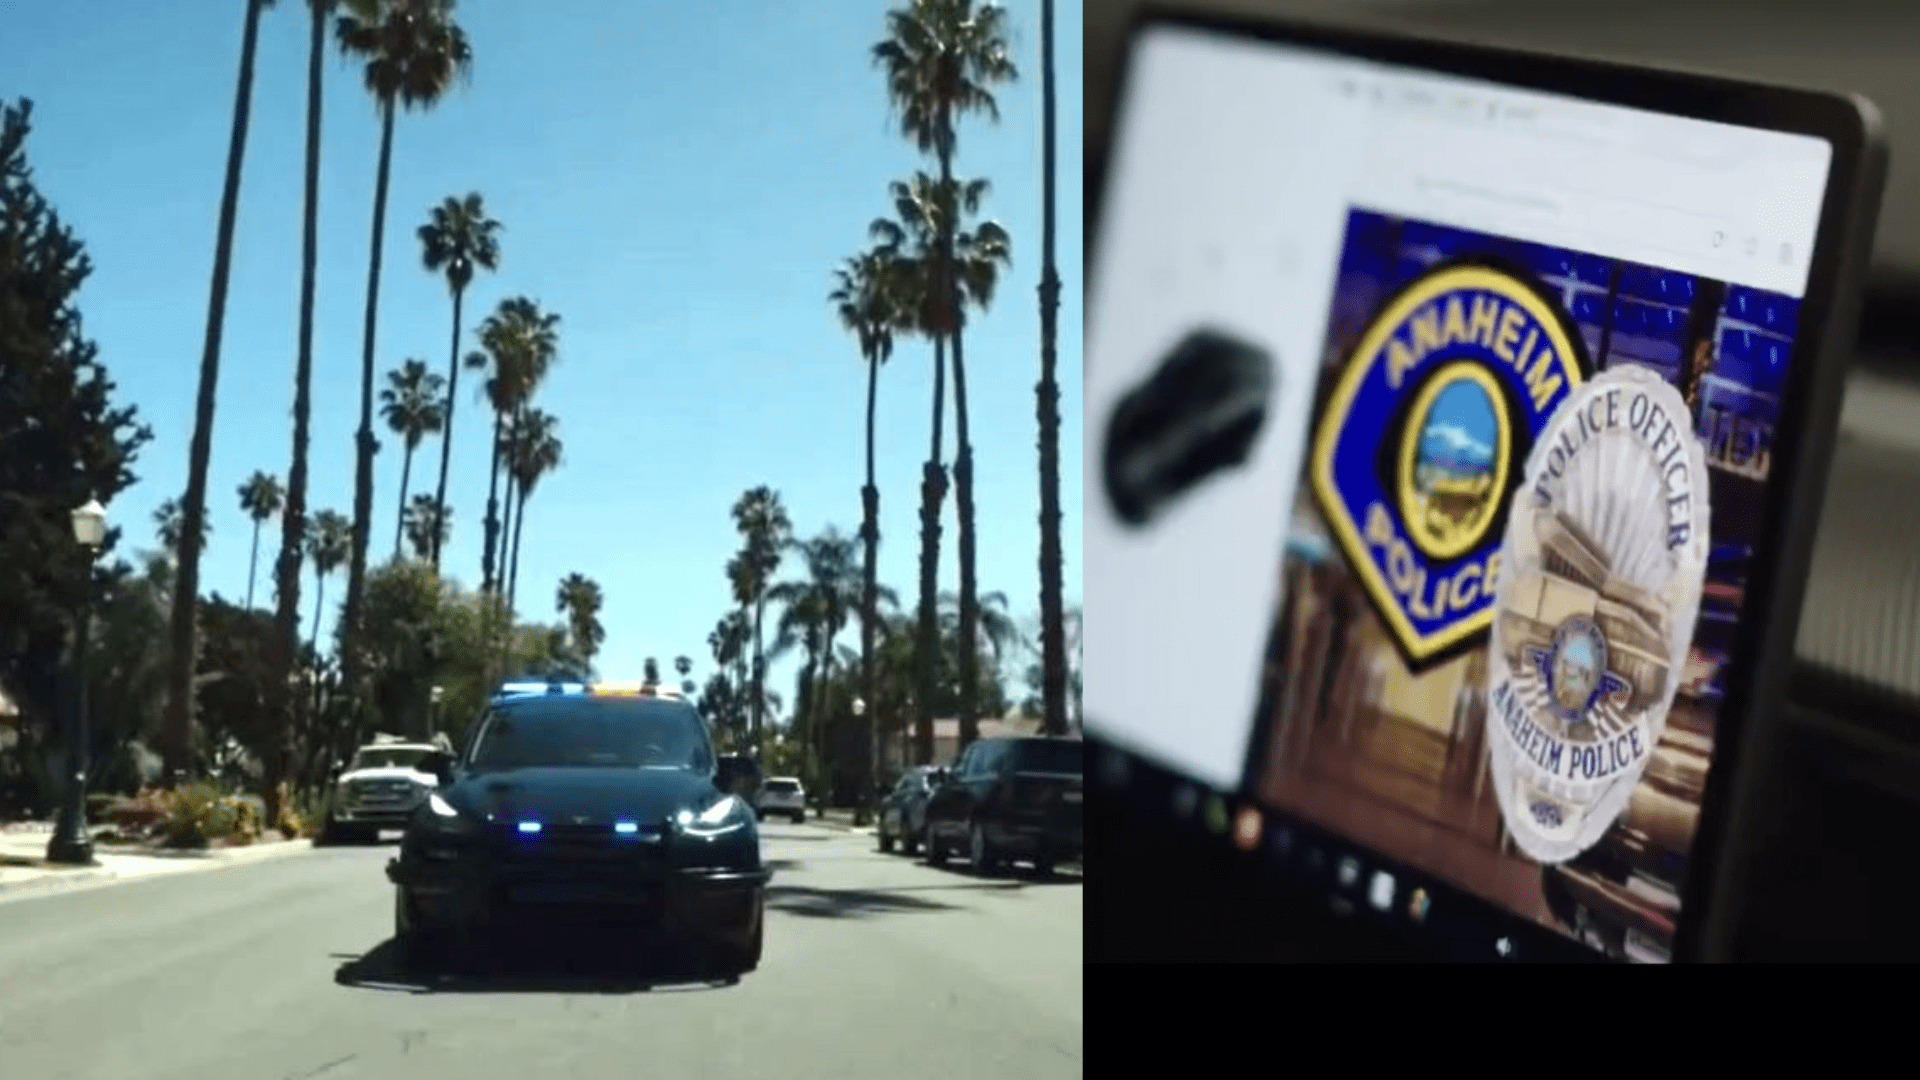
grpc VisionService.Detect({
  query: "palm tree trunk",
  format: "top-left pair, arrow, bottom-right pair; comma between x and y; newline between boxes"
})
481,410 -> 505,594
507,490 -> 529,623
915,335 -> 948,767
431,284 -> 465,568
269,0 -> 327,827
164,0 -> 268,787
393,444 -> 414,559
752,599 -> 767,754
501,466 -> 519,602
342,98 -> 397,698
310,572 -> 326,657
246,519 -> 261,611
861,350 -> 881,822
1036,0 -> 1068,737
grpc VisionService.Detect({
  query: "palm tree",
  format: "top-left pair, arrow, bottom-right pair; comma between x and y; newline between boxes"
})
237,471 -> 284,610
468,297 -> 560,594
503,408 -> 562,619
334,0 -> 474,691
379,357 -> 447,558
708,610 -> 751,717
831,245 -> 907,820
165,0 -> 274,785
305,509 -> 352,656
897,174 -> 1013,748
874,0 -> 1018,758
556,573 -> 605,666
418,191 -> 502,567
728,488 -> 792,752
401,492 -> 450,559
771,528 -> 892,788
1035,0 -> 1066,737
869,174 -> 1010,756
154,498 -> 211,559
270,0 -> 336,827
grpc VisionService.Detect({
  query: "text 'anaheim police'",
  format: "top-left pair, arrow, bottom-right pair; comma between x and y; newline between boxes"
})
1311,259 -> 1587,670
1485,364 -> 1711,864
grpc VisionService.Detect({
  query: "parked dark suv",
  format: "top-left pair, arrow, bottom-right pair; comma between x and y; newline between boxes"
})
923,736 -> 1083,876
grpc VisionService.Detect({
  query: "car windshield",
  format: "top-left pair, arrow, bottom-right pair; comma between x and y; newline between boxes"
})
1009,740 -> 1084,774
350,749 -> 429,771
764,780 -> 799,794
466,698 -> 713,771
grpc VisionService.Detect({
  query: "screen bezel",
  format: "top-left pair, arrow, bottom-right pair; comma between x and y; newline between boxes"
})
1090,5 -> 1886,962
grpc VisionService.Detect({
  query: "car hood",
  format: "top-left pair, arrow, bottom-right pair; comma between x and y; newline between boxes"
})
444,766 -> 721,825
340,767 -> 436,786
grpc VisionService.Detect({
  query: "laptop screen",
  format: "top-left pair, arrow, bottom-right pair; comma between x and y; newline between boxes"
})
1087,23 -> 1833,962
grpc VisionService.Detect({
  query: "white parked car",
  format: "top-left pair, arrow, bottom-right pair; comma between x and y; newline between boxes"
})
322,737 -> 444,843
755,776 -> 806,823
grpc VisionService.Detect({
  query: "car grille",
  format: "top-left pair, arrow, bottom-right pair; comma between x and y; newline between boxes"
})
489,822 -> 667,870
347,779 -> 418,806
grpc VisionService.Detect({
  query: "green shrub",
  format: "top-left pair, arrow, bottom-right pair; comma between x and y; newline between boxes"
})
230,795 -> 264,844
162,782 -> 238,848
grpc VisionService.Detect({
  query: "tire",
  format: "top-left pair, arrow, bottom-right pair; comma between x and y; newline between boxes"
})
791,811 -> 804,825
1032,856 -> 1056,879
721,901 -> 764,976
969,821 -> 1000,876
923,825 -> 946,866
393,888 -> 449,971
878,823 -> 895,853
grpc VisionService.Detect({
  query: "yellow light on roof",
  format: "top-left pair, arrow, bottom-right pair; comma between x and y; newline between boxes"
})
588,680 -> 682,699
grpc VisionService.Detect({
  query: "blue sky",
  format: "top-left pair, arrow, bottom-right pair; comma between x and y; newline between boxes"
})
0,1 -> 1083,713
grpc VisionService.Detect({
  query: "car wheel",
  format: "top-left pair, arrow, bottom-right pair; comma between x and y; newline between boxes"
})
900,825 -> 920,856
1032,856 -> 1056,879
316,814 -> 340,846
923,824 -> 946,866
393,888 -> 448,971
792,811 -> 805,825
969,822 -> 999,875
877,823 -> 894,853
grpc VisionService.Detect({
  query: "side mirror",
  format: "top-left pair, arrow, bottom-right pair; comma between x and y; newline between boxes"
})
716,753 -> 762,796
418,750 -> 455,785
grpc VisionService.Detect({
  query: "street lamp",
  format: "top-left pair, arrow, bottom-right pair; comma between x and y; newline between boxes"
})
852,697 -> 871,827
47,498 -> 106,865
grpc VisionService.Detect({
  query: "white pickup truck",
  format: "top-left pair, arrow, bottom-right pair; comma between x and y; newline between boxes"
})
320,735 -> 447,844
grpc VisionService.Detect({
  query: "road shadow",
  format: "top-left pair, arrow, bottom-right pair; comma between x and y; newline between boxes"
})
333,936 -> 737,995
894,857 -> 1086,886
766,880 -> 1054,918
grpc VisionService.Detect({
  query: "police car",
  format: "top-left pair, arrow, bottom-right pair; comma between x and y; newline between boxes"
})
385,678 -> 769,976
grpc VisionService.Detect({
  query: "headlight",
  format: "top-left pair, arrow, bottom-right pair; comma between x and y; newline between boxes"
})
676,795 -> 749,837
428,792 -> 458,817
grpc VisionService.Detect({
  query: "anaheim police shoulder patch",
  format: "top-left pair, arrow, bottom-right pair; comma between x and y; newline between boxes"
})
1310,257 -> 1589,671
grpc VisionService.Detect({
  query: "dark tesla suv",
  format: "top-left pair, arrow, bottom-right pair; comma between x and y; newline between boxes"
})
385,681 -> 769,976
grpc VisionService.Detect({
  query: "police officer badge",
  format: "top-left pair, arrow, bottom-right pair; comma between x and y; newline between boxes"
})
1485,364 -> 1711,863
1311,258 -> 1588,671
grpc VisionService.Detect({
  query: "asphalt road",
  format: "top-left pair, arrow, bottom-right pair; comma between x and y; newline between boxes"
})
0,822 -> 1082,1080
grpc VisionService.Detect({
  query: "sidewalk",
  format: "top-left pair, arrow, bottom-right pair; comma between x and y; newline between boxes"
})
0,822 -> 313,899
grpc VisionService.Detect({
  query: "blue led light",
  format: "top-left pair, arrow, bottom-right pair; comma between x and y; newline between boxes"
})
614,822 -> 639,834
517,821 -> 542,834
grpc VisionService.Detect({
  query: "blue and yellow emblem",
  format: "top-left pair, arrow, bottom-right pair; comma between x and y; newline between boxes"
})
1311,259 -> 1588,669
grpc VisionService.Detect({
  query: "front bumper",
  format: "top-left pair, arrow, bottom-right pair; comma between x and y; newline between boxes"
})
988,816 -> 1082,861
388,852 -> 770,938
333,805 -> 421,828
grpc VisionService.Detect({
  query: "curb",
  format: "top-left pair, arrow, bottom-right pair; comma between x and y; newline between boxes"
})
0,838 -> 314,899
